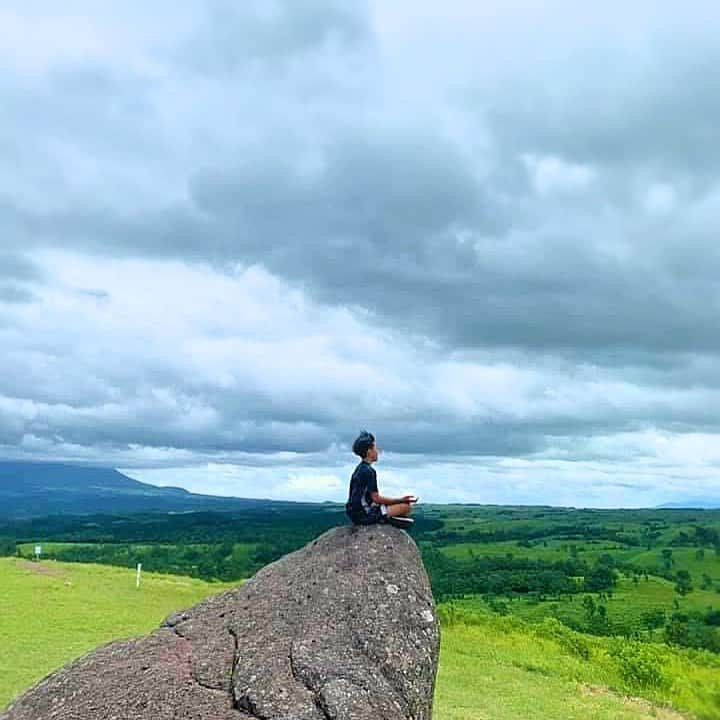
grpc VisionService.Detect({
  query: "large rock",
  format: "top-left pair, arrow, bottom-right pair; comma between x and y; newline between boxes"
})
2,524 -> 440,720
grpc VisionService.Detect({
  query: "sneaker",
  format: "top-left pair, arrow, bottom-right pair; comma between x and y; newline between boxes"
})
388,516 -> 414,530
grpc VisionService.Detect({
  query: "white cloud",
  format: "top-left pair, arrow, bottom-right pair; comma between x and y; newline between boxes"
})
643,183 -> 676,215
522,154 -> 596,195
285,473 -> 343,494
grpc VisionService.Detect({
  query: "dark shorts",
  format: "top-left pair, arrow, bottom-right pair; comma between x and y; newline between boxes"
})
348,505 -> 388,526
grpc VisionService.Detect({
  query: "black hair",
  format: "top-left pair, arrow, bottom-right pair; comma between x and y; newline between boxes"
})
352,429 -> 375,458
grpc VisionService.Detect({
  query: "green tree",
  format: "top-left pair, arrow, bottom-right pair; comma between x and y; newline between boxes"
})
0,537 -> 15,556
640,608 -> 666,631
584,564 -> 617,593
675,570 -> 693,596
661,548 -> 674,570
664,614 -> 689,647
582,595 -> 611,635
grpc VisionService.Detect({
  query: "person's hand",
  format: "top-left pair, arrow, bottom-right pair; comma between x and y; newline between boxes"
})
402,494 -> 419,504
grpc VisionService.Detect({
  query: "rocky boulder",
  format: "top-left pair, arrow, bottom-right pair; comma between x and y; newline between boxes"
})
1,524 -> 440,719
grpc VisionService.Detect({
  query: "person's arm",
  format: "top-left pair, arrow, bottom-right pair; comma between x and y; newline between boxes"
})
370,490 -> 417,506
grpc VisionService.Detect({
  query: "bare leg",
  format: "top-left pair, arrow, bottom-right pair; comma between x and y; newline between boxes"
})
386,503 -> 412,518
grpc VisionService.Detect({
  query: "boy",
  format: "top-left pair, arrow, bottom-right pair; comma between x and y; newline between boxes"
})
345,430 -> 417,529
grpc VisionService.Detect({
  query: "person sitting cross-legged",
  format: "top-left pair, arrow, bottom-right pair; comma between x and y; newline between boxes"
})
345,430 -> 417,529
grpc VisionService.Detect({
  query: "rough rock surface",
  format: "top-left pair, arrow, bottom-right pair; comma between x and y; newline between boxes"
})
1,524 -> 440,719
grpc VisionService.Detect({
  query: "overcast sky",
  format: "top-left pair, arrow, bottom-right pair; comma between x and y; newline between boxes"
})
2,1 -> 720,507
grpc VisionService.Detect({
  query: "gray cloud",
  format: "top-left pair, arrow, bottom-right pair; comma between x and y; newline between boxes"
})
179,0 -> 371,72
0,254 -> 42,281
7,21 -> 718,362
0,285 -> 36,303
486,44 -> 720,175
0,255 -> 41,304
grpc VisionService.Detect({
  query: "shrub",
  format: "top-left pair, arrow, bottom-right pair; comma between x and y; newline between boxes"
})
534,617 -> 591,661
487,598 -> 510,615
437,602 -> 485,627
608,639 -> 670,690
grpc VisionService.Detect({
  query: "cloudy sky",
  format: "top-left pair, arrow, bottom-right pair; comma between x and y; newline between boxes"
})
2,1 -> 720,507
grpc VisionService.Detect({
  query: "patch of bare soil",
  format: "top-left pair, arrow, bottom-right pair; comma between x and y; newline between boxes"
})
16,559 -> 67,577
579,683 -> 691,719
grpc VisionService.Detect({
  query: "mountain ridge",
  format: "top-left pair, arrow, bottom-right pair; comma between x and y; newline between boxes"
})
0,460 -> 300,519
656,498 -> 720,509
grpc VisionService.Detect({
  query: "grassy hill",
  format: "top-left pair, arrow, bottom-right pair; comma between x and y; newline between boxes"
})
437,607 -> 720,720
438,571 -> 719,637
2,558 -> 717,719
0,557 -> 238,709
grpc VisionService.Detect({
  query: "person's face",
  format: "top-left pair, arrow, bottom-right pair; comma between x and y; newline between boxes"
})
367,442 -> 380,462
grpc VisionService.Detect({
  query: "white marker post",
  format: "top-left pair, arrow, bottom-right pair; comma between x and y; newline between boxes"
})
136,562 -> 142,589
34,545 -> 41,562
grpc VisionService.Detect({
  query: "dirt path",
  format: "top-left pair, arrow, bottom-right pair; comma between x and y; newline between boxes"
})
580,683 -> 691,720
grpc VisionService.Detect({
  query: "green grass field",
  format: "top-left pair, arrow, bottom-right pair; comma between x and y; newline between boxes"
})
437,538 -> 643,564
629,548 -> 720,585
0,557 -> 238,709
3,558 -> 719,719
436,539 -> 720,583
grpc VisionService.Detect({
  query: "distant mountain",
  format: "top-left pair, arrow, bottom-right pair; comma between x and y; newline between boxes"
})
657,499 -> 720,509
0,460 -> 294,519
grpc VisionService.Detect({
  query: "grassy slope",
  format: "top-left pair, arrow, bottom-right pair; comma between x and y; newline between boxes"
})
437,625 -> 673,720
438,539 -> 720,583
436,611 -> 720,720
629,547 -> 720,584
0,557 -> 238,709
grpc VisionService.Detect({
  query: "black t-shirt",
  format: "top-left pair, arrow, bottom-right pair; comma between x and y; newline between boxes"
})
345,460 -> 378,515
